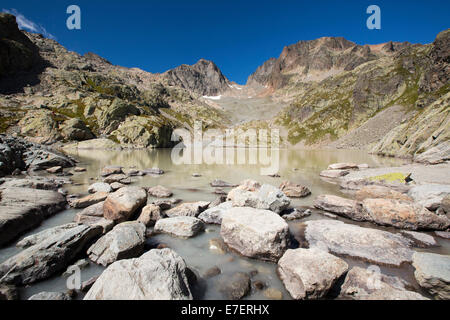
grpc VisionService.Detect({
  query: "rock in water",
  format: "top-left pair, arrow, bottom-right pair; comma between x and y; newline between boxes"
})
103,187 -> 147,223
327,163 -> 359,170
16,223 -> 79,248
314,195 -> 359,217
412,252 -> 450,300
88,182 -> 112,194
355,185 -> 412,202
69,192 -> 108,209
319,169 -> 350,178
218,272 -> 251,300
0,187 -> 66,246
340,266 -> 427,300
101,165 -> 123,177
299,220 -> 414,267
137,204 -> 162,226
400,231 -> 438,248
165,201 -> 210,217
408,184 -> 450,211
87,221 -> 146,266
73,202 -> 114,234
210,179 -> 237,188
279,181 -> 311,198
198,201 -> 233,224
28,292 -> 71,300
148,185 -> 173,198
154,217 -> 205,238
0,224 -> 102,285
227,180 -> 290,214
277,248 -> 348,300
220,207 -> 290,262
84,248 -> 193,300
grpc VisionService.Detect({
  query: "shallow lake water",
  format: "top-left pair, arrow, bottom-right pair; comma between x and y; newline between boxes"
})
1,148 -> 448,300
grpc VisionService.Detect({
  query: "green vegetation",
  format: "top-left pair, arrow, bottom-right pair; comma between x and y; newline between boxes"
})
368,172 -> 407,183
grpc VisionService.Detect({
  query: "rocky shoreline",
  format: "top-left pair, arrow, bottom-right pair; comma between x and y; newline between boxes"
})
0,139 -> 449,300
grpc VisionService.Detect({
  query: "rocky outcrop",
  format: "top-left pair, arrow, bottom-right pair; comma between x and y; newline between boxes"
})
227,180 -> 290,214
0,187 -> 66,246
298,220 -> 414,266
84,248 -> 193,300
163,59 -> 230,96
220,207 -> 290,262
278,248 -> 348,300
0,224 -> 102,284
412,252 -> 450,300
154,216 -> 205,238
340,266 -> 427,300
87,221 -> 146,266
103,187 -> 147,223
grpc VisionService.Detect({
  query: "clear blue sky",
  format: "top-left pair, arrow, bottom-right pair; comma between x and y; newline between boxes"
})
2,0 -> 449,84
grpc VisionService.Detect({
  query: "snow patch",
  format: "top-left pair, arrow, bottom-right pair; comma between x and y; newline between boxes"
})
203,95 -> 222,100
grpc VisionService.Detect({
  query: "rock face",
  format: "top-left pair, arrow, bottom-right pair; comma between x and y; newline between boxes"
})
278,248 -> 348,300
340,266 -> 427,300
198,201 -> 233,224
87,221 -> 146,266
0,224 -> 102,284
154,217 -> 205,238
300,220 -> 414,266
220,207 -> 290,262
408,184 -> 450,210
0,187 -> 66,246
361,198 -> 450,230
148,185 -> 173,198
279,181 -> 311,198
227,181 -> 290,214
163,59 -> 230,96
84,248 -> 193,300
412,252 -> 450,300
165,201 -> 210,218
355,185 -> 412,202
103,187 -> 147,223
137,204 -> 162,226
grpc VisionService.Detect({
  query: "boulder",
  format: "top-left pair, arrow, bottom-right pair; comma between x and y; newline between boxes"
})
220,207 -> 290,262
153,198 -> 182,210
137,204 -> 162,226
102,173 -> 129,184
73,202 -> 114,234
154,216 -> 205,238
281,208 -> 312,221
227,181 -> 290,214
278,248 -> 348,300
165,201 -> 210,218
412,252 -> 450,300
101,166 -> 123,177
198,201 -> 233,224
299,220 -> 414,267
361,198 -> 450,230
69,192 -> 108,209
355,185 -> 413,202
88,182 -> 112,194
218,272 -> 251,300
28,292 -> 71,300
87,221 -> 146,266
148,185 -> 173,198
408,184 -> 450,211
314,195 -> 359,217
0,187 -> 66,246
327,163 -> 359,170
110,182 -> 125,191
84,248 -> 193,300
339,266 -> 427,300
319,169 -> 350,178
103,187 -> 147,223
279,181 -> 311,198
0,224 -> 102,285
16,223 -> 79,248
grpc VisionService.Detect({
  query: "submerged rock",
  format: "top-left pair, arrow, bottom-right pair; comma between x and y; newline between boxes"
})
84,248 -> 193,300
154,216 -> 204,238
218,272 -> 251,300
103,187 -> 147,223
299,220 -> 414,267
340,266 -> 427,300
220,207 -> 290,262
278,248 -> 348,300
87,221 -> 146,266
412,252 -> 450,300
0,224 -> 102,285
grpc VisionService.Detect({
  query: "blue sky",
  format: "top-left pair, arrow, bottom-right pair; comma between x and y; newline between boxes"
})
2,0 -> 449,84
